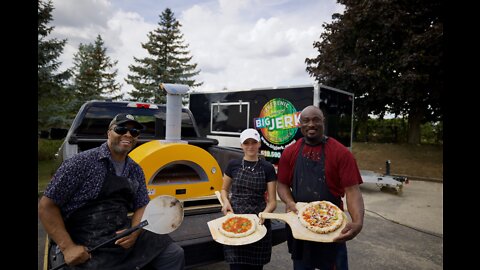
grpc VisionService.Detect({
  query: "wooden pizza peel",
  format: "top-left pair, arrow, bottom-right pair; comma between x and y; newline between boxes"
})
207,214 -> 267,246
207,191 -> 267,246
259,202 -> 348,243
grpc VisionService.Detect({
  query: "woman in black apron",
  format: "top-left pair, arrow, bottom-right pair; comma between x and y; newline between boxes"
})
219,129 -> 277,270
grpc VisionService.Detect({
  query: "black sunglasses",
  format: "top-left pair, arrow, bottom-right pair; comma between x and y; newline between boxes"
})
113,126 -> 141,137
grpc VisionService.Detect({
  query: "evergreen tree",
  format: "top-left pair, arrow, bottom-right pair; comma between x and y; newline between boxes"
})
38,0 -> 73,130
125,8 -> 202,103
71,35 -> 122,105
305,0 -> 442,144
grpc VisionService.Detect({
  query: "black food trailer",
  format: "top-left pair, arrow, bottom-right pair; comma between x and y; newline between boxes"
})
188,84 -> 354,166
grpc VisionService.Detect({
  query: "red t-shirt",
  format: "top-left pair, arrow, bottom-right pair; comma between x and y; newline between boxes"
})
277,137 -> 363,198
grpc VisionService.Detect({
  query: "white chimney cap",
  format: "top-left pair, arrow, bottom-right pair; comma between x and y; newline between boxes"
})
160,83 -> 189,95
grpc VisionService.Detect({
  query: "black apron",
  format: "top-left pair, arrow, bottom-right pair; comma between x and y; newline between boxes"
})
287,137 -> 343,270
59,160 -> 172,270
224,160 -> 272,266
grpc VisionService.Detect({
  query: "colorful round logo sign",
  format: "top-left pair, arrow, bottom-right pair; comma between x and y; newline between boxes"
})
253,98 -> 301,144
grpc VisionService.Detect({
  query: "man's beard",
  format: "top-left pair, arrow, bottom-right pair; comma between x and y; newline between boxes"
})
112,140 -> 136,155
304,129 -> 324,145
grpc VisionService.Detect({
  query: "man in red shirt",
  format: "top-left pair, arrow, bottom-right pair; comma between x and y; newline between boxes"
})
277,105 -> 364,270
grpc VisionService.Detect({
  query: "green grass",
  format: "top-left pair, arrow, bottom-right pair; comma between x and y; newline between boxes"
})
38,159 -> 62,194
352,142 -> 443,180
38,139 -> 63,194
38,140 -> 443,194
38,139 -> 63,161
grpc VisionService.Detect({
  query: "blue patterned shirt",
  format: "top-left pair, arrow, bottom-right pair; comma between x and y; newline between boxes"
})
44,142 -> 150,219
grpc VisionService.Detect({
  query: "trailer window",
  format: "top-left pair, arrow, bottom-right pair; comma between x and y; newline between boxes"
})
210,102 -> 250,135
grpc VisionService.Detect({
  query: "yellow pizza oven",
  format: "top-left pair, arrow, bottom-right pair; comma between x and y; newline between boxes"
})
129,140 -> 223,200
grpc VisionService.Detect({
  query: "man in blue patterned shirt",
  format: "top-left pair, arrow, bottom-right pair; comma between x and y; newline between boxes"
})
39,113 -> 185,270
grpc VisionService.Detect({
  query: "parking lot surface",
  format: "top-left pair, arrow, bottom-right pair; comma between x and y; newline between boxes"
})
38,180 -> 443,270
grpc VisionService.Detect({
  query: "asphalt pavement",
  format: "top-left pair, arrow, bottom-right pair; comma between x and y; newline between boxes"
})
38,180 -> 443,270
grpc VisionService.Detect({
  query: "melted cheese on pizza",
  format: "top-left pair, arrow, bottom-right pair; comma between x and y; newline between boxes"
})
298,201 -> 344,234
302,203 -> 339,227
222,216 -> 253,234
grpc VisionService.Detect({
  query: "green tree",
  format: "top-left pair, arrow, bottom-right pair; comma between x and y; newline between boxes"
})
38,0 -> 73,130
306,0 -> 443,144
125,8 -> 202,103
71,35 -> 122,105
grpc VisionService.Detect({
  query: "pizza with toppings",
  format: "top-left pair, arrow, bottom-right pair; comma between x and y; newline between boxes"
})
218,215 -> 257,238
298,201 -> 344,234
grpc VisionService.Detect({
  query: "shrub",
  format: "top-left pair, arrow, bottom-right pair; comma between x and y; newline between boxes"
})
38,139 -> 63,161
353,118 -> 443,144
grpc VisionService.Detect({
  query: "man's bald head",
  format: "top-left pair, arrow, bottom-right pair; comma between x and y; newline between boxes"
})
300,105 -> 324,119
299,105 -> 325,145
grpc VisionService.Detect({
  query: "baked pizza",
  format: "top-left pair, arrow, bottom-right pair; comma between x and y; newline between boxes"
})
218,215 -> 257,238
298,201 -> 344,234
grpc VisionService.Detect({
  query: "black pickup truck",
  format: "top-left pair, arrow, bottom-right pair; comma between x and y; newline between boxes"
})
48,100 -> 286,269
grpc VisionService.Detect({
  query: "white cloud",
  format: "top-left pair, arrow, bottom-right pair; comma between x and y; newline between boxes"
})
47,0 -> 343,95
52,0 -> 113,28
103,11 -> 155,93
218,0 -> 251,16
50,0 -> 156,97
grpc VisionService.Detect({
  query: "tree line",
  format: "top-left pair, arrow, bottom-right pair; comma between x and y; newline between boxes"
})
38,0 -> 201,131
305,0 -> 443,144
38,0 -> 442,145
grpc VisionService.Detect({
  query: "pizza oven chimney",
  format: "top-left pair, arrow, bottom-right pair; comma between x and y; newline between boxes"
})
160,83 -> 190,143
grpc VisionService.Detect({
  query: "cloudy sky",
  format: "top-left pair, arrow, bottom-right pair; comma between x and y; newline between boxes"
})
49,0 -> 344,96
